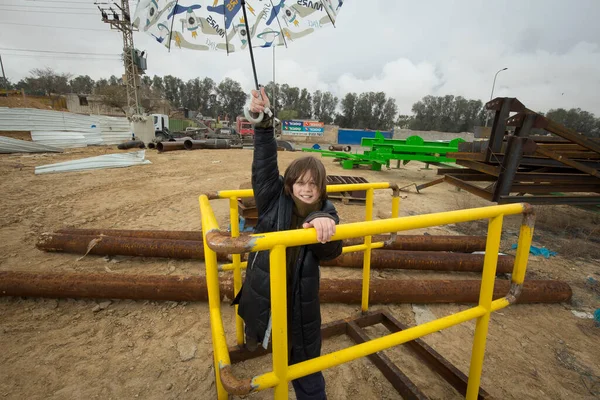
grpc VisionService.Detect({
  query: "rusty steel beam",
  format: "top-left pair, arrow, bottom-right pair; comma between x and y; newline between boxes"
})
346,320 -> 428,399
498,195 -> 600,205
415,177 -> 446,192
35,233 -> 231,261
379,310 -> 490,399
322,250 -> 514,273
444,175 -> 495,201
56,228 -> 204,241
156,141 -> 186,152
343,235 -> 487,253
455,160 -> 500,176
534,145 -> 600,178
506,113 -> 600,155
0,271 -> 572,304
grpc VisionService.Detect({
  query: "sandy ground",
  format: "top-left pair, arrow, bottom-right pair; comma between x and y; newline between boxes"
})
0,145 -> 599,400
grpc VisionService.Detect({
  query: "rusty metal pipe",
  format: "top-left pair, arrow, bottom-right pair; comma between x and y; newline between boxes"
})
0,271 -> 572,304
343,235 -> 487,252
328,145 -> 352,152
53,229 -> 482,253
184,139 -> 206,150
322,250 -> 514,273
56,228 -> 204,242
157,141 -> 186,152
35,233 -> 231,261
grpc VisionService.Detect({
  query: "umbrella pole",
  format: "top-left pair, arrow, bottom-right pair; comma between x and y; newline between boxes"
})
241,0 -> 260,91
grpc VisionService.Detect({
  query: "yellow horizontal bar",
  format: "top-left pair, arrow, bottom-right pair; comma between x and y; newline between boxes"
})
250,372 -> 280,392
220,261 -> 248,271
219,243 -> 386,269
341,242 -> 385,254
244,203 -> 527,253
491,297 -> 511,312
215,182 -> 392,199
285,305 -> 487,382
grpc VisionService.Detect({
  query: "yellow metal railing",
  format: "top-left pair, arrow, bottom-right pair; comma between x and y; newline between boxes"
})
199,183 -> 534,400
209,182 -> 400,346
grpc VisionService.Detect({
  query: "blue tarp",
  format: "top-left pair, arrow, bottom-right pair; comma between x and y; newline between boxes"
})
511,244 -> 557,258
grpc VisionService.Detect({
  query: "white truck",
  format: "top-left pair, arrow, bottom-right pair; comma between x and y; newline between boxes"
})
151,114 -> 173,141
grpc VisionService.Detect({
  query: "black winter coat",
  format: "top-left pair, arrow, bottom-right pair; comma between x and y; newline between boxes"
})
237,126 -> 343,363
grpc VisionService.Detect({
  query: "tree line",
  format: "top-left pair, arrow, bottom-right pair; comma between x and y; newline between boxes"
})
2,69 -> 598,137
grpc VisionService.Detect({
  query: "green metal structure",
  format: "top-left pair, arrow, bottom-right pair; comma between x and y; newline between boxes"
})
303,132 -> 466,171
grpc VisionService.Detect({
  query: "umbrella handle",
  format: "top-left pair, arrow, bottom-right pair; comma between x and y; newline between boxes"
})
244,106 -> 273,124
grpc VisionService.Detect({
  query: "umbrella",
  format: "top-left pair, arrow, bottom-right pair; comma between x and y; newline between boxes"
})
132,0 -> 344,121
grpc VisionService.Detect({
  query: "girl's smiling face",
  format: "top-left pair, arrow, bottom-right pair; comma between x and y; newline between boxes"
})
293,171 -> 319,204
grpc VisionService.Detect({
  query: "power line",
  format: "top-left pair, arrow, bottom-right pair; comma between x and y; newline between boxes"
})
2,54 -> 121,61
1,4 -> 93,9
25,0 -> 96,2
0,21 -> 106,31
0,8 -> 97,15
0,47 -> 120,57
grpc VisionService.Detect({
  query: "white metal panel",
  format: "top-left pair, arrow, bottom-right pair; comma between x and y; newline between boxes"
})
0,108 -> 133,146
99,115 -> 132,145
0,136 -> 63,153
31,131 -> 88,148
35,150 -> 151,174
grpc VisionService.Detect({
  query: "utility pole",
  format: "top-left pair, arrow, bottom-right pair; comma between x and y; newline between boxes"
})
0,54 -> 8,93
98,1 -> 141,116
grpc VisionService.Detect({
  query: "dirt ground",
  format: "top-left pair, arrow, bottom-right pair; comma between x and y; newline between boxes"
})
0,145 -> 599,400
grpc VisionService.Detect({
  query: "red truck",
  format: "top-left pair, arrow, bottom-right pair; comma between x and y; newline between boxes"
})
236,116 -> 254,137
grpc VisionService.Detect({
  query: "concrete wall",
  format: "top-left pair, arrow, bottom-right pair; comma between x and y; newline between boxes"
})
66,94 -> 124,116
66,94 -> 171,117
393,128 -> 474,142
132,117 -> 155,144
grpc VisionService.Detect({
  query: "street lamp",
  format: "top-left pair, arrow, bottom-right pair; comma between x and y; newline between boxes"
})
485,67 -> 508,127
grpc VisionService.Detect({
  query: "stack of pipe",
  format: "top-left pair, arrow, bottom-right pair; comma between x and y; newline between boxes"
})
24,228 -> 573,304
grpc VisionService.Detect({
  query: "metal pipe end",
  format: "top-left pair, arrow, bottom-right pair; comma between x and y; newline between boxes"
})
219,364 -> 255,395
384,232 -> 398,247
204,192 -> 220,200
521,203 -> 536,227
205,229 -> 257,253
506,282 -> 523,304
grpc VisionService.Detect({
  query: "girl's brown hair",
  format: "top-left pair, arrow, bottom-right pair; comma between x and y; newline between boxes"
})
283,156 -> 327,201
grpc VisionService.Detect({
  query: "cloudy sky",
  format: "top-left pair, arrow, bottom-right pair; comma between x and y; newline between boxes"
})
1,0 -> 599,115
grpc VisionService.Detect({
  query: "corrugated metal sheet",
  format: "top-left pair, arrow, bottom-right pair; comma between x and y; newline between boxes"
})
337,129 -> 393,145
0,136 -> 63,153
99,115 -> 132,145
0,107 -> 98,132
35,150 -> 151,175
0,108 -> 131,146
31,131 -> 88,148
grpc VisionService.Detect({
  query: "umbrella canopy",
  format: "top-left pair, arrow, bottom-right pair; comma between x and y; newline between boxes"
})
133,0 -> 344,53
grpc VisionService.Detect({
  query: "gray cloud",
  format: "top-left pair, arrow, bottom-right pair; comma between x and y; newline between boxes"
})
1,0 -> 599,115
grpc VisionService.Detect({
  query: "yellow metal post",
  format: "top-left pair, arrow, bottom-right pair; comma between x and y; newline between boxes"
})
361,188 -> 374,313
512,213 -> 535,285
229,196 -> 245,346
200,195 -> 229,400
466,214 -> 503,399
391,192 -> 400,219
270,245 -> 289,399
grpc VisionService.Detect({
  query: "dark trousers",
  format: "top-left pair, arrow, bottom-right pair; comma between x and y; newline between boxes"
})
290,352 -> 327,400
